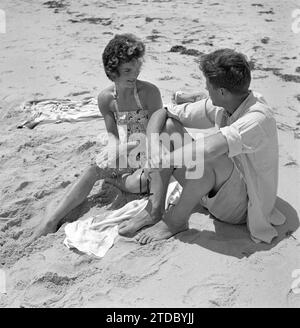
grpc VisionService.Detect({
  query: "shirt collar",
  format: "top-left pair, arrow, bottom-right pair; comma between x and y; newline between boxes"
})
228,90 -> 255,123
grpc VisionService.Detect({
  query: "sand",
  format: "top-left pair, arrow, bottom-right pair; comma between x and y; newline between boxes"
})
0,0 -> 299,308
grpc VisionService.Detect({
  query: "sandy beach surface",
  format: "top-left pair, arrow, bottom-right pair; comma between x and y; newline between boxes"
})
0,0 -> 300,308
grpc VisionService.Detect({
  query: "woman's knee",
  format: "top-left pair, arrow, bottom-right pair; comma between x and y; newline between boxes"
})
164,117 -> 181,134
86,164 -> 102,181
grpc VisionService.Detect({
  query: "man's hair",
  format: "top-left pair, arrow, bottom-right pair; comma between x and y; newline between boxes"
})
199,49 -> 251,95
102,33 -> 145,81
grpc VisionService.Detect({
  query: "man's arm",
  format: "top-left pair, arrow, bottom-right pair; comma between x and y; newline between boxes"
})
170,110 -> 271,167
170,130 -> 229,168
166,98 -> 216,129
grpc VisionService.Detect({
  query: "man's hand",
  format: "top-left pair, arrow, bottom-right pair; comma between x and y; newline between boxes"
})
172,91 -> 208,105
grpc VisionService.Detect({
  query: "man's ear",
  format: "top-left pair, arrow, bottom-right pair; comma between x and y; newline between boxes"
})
220,88 -> 230,97
219,88 -> 225,96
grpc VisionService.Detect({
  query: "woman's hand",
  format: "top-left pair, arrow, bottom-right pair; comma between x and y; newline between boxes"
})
147,141 -> 171,170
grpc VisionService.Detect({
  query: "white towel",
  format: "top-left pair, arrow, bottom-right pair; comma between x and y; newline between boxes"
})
64,179 -> 182,257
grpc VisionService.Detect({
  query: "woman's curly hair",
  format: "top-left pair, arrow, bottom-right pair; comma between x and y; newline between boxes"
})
102,34 -> 145,81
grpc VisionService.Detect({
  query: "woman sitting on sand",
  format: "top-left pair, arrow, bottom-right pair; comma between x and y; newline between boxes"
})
31,33 -> 164,240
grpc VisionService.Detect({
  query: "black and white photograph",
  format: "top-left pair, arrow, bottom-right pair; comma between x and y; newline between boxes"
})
0,0 -> 299,310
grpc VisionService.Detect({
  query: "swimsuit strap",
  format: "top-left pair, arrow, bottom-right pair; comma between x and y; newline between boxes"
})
133,84 -> 144,110
113,82 -> 144,118
113,84 -> 120,119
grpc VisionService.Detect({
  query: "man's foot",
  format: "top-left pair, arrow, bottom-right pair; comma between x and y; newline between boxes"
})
135,220 -> 188,244
118,207 -> 160,238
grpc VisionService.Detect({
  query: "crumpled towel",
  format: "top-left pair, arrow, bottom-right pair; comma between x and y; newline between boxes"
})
17,97 -> 101,129
64,179 -> 182,257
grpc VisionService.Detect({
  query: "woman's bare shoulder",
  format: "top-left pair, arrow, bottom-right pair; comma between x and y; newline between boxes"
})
137,80 -> 161,106
97,85 -> 115,114
137,79 -> 160,93
136,80 -> 162,112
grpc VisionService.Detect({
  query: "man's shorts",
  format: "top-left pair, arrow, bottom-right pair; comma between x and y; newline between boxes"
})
200,163 -> 248,225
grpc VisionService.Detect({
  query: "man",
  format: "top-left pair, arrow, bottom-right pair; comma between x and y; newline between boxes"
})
131,48 -> 285,244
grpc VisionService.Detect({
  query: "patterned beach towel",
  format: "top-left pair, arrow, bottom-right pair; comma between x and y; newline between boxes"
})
17,97 -> 102,129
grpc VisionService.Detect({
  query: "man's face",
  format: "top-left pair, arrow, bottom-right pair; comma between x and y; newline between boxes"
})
205,78 -> 223,106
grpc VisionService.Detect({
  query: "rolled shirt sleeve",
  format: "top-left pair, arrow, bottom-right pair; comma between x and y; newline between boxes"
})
220,111 -> 269,158
165,98 -> 214,129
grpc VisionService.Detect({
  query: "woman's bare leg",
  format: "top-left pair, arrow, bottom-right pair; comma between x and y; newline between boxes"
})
104,168 -> 148,194
30,165 -> 102,241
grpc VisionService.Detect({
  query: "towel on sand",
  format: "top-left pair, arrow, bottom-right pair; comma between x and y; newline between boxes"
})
17,98 -> 172,129
64,178 -> 182,257
17,97 -> 101,129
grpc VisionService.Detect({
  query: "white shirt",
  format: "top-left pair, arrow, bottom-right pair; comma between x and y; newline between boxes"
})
167,91 -> 286,243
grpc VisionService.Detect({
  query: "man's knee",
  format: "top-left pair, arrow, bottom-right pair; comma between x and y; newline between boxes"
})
188,163 -> 214,183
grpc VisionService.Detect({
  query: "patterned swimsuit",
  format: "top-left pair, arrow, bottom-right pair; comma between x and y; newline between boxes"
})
113,84 -> 149,170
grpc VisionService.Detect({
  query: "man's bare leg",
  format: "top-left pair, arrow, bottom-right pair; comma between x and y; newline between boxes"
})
135,164 -> 214,244
117,118 -> 186,237
134,117 -> 234,244
30,165 -> 102,242
136,153 -> 234,244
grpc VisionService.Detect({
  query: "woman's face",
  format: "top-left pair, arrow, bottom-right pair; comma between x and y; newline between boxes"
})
114,58 -> 143,87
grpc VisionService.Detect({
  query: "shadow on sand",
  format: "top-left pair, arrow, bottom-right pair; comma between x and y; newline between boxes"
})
59,181 -> 143,227
175,197 -> 299,259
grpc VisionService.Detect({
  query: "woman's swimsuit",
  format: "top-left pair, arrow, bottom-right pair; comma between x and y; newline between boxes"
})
113,84 -> 149,139
113,84 -> 149,168
112,84 -> 151,194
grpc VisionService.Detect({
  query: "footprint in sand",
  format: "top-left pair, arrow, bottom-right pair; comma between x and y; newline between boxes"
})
22,272 -> 75,307
15,181 -> 31,192
183,274 -> 237,307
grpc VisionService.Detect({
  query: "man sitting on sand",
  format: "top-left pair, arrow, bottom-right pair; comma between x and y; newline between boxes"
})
121,48 -> 285,244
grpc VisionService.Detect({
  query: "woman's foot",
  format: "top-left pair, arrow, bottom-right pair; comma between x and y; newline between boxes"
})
135,220 -> 188,244
30,216 -> 58,242
27,204 -> 61,244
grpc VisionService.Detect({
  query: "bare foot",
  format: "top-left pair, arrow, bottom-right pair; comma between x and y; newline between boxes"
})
118,208 -> 160,237
27,213 -> 59,245
135,220 -> 188,244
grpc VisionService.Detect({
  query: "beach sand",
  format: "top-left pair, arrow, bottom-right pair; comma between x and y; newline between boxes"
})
0,0 -> 299,307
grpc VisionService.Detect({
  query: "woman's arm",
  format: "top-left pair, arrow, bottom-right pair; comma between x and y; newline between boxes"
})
144,82 -> 163,118
98,90 -> 119,145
